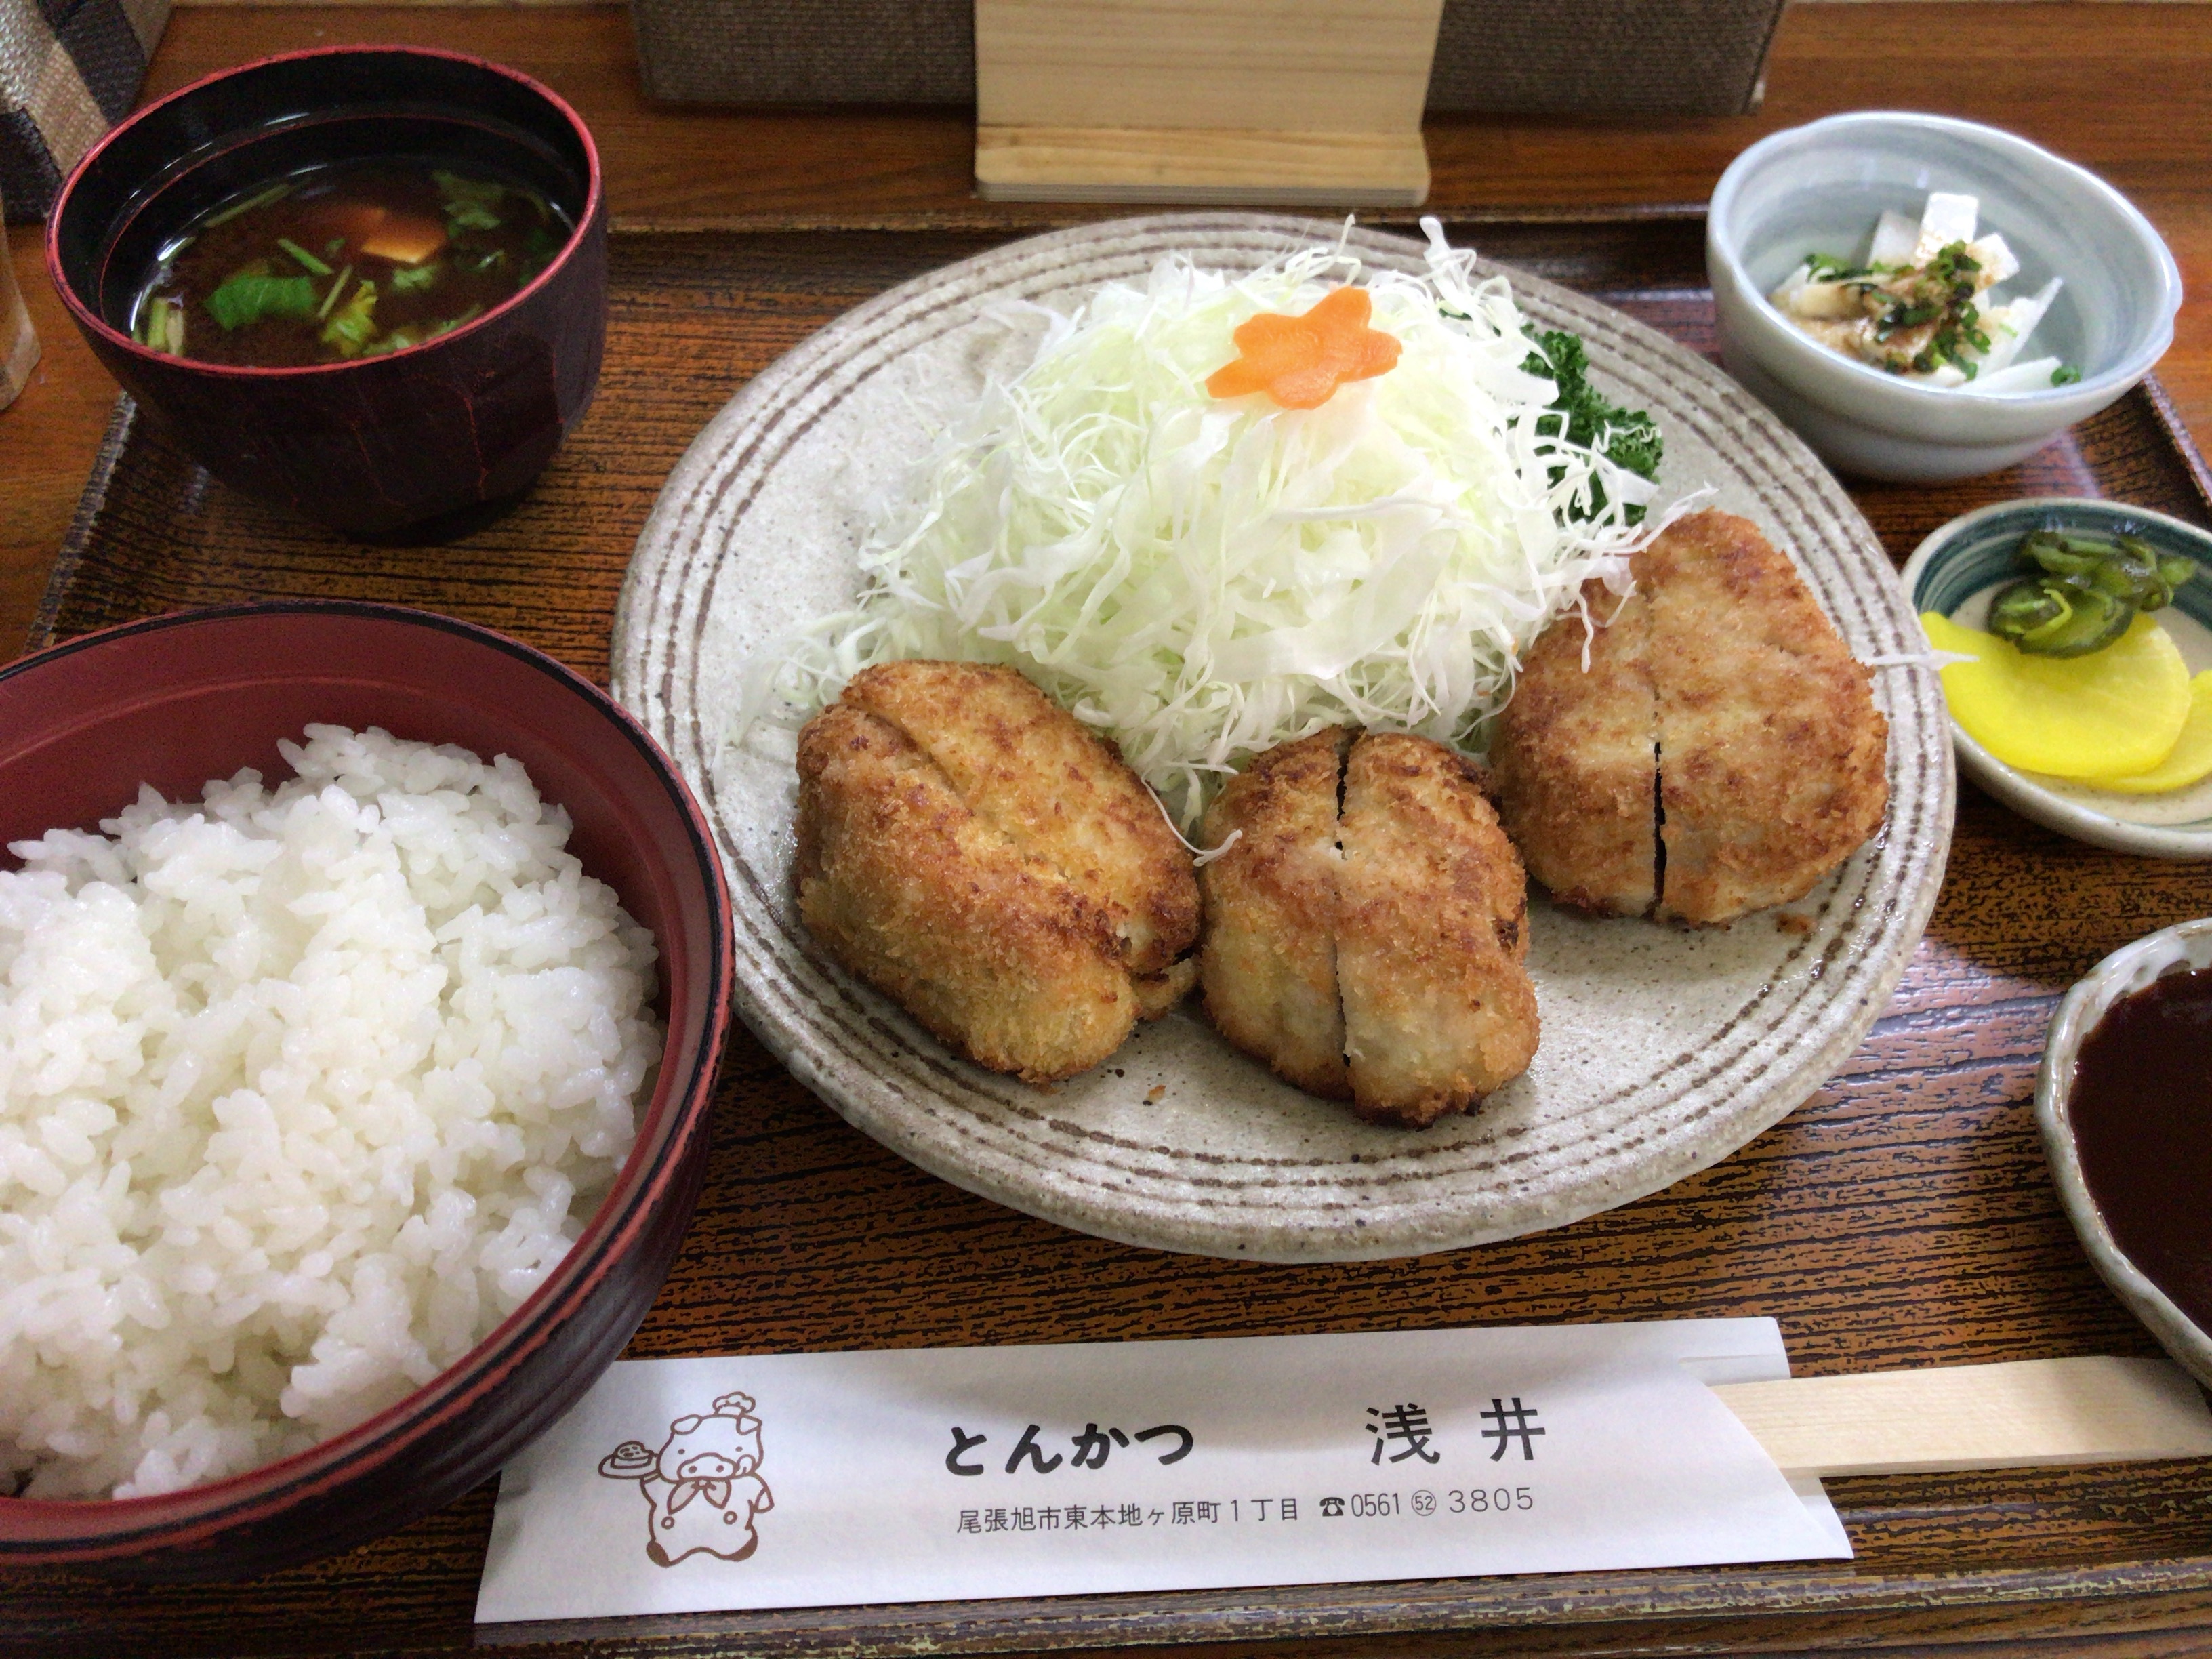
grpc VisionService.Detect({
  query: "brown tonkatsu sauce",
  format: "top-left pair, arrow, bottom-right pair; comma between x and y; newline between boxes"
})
2070,966 -> 2212,1330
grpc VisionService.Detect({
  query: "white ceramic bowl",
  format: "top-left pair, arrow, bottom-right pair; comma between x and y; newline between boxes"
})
1900,497 -> 2212,859
1708,112 -> 2182,483
2036,918 -> 2212,1392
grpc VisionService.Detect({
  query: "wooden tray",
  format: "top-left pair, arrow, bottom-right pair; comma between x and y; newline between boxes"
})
11,217 -> 2212,1659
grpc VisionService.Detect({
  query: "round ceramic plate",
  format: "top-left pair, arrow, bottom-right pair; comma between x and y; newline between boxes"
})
612,213 -> 1955,1263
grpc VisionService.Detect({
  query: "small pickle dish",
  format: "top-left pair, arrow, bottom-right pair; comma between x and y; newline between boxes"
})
1902,498 -> 2212,857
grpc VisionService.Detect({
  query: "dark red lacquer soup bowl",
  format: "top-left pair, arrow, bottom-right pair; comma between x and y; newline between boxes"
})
47,47 -> 607,537
0,604 -> 731,1579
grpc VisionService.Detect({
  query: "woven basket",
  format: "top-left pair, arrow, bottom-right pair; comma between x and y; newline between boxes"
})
1,0 -> 169,221
631,0 -> 1782,117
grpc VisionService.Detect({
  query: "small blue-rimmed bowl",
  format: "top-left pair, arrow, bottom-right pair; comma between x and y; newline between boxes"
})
1900,497 -> 2212,858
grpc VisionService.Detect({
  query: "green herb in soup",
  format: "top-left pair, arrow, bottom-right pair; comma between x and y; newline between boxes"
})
131,161 -> 571,367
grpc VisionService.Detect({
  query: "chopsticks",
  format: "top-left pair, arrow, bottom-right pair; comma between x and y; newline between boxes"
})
1712,1356 -> 2212,1479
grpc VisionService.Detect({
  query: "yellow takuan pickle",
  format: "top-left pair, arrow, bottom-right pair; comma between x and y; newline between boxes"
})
1922,610 -> 2190,780
2100,670 -> 2212,794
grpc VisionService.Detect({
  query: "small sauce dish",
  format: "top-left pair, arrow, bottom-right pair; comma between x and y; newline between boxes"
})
2038,918 -> 2212,1392
1708,112 -> 2181,483
1900,497 -> 2212,858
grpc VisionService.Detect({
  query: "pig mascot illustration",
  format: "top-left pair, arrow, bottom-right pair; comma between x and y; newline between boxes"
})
598,1391 -> 775,1565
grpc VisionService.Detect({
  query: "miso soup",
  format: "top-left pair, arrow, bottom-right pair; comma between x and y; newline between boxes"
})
131,159 -> 572,367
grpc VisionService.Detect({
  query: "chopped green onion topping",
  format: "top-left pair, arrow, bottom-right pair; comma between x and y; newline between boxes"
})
276,237 -> 333,277
1805,252 -> 1877,282
200,181 -> 293,228
137,295 -> 186,355
316,265 -> 356,321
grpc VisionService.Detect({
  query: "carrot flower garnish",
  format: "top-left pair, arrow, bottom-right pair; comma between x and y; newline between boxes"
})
1205,285 -> 1402,410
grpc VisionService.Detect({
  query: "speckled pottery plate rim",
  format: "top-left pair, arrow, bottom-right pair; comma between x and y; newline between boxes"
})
2035,917 -> 2212,1391
1900,496 -> 2212,860
612,212 -> 1954,1263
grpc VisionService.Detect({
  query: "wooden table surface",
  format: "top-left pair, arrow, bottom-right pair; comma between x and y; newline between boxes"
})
7,6 -> 2212,1657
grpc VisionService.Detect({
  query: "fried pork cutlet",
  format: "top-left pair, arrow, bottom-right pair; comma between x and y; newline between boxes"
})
840,661 -> 1197,977
794,663 -> 1200,1084
1197,729 -> 1351,1099
1198,729 -> 1538,1127
1488,579 -> 1655,917
1489,509 -> 1888,926
1643,512 -> 1889,923
1338,734 -> 1538,1127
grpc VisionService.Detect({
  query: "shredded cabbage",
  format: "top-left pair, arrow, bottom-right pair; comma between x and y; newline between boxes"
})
742,219 -> 1677,828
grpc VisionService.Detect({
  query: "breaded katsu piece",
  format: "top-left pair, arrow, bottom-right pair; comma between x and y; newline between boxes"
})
1197,729 -> 1351,1099
1197,729 -> 1538,1126
1488,509 -> 1888,926
1643,512 -> 1889,924
1336,734 -> 1538,1127
1132,956 -> 1200,1021
1489,580 -> 1656,916
796,705 -> 1139,1082
794,662 -> 1201,1084
841,661 -> 1198,975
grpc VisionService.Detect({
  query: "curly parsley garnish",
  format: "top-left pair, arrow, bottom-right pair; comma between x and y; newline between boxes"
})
1520,328 -> 1663,525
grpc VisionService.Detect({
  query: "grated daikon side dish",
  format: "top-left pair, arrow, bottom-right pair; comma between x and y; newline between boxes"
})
739,220 -> 1683,830
1768,192 -> 2070,392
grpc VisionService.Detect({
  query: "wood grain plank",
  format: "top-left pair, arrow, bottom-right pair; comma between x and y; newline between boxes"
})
975,127 -> 1431,206
974,0 -> 1441,134
0,231 -> 120,651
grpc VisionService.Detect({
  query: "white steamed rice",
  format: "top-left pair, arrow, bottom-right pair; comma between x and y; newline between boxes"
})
0,726 -> 662,1499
